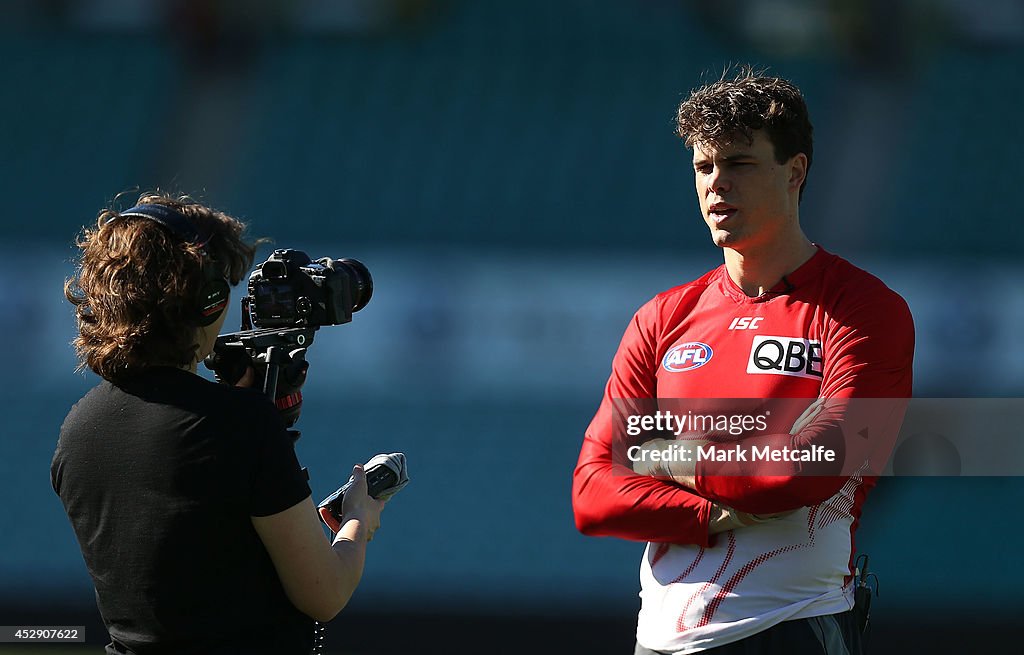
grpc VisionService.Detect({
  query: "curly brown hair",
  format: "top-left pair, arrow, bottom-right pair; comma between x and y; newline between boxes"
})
676,66 -> 814,199
65,192 -> 259,381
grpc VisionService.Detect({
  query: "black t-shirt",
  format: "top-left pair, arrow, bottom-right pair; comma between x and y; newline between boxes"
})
51,367 -> 314,655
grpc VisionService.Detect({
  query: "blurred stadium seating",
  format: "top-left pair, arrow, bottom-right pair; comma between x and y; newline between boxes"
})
1,1 -> 1022,652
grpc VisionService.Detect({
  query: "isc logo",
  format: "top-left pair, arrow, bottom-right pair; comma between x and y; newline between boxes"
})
663,342 -> 714,373
746,335 -> 823,379
728,317 -> 763,330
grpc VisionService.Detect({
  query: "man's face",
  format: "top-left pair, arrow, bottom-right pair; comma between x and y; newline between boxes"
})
692,130 -> 805,251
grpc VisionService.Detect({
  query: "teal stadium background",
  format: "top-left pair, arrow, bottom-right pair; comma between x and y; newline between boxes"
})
1,1 -> 1022,652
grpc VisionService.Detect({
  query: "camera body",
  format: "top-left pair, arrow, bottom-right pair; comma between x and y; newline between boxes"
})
246,249 -> 372,330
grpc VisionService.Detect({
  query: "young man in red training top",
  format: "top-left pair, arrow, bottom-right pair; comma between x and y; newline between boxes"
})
572,69 -> 914,654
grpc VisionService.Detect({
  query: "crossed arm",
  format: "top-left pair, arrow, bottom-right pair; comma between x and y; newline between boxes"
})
572,291 -> 914,545
572,398 -> 813,547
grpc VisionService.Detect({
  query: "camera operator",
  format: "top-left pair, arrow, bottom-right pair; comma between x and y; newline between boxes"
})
51,193 -> 384,654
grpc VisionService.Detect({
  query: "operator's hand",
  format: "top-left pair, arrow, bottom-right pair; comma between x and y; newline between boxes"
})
339,465 -> 385,542
235,366 -> 257,389
208,345 -> 255,387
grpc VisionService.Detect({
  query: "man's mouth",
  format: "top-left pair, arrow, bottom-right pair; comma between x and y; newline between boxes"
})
708,203 -> 737,224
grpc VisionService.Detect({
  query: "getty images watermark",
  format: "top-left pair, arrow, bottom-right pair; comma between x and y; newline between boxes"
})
625,409 -> 836,464
611,398 -> 1024,477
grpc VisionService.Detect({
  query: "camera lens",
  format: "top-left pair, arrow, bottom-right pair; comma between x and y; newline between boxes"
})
333,258 -> 373,312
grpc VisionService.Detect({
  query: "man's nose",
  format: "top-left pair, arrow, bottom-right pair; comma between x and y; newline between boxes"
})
707,165 -> 730,194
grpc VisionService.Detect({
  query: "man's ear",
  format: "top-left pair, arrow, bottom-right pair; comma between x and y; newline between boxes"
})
788,153 -> 808,192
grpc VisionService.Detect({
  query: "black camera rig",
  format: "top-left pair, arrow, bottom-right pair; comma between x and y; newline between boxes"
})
204,249 -> 372,432
206,249 -> 408,554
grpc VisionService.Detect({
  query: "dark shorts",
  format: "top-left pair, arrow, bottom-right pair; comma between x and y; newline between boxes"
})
634,610 -> 863,655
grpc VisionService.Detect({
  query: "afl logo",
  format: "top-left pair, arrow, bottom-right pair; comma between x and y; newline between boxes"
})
663,342 -> 714,372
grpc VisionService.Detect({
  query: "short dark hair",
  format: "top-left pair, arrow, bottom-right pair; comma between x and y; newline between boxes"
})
676,66 -> 814,199
65,192 -> 258,381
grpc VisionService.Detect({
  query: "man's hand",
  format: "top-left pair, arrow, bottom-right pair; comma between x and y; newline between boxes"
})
708,502 -> 794,535
791,398 -> 824,434
631,437 -> 704,489
702,402 -> 824,531
632,428 -> 805,532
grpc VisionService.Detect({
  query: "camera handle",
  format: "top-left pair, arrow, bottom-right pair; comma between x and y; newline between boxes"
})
207,326 -> 317,440
259,344 -> 308,443
260,345 -> 289,398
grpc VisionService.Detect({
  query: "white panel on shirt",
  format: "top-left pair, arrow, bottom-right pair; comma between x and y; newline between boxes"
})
636,476 -> 863,654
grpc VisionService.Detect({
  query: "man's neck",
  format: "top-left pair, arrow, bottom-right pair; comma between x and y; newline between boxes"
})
723,232 -> 817,297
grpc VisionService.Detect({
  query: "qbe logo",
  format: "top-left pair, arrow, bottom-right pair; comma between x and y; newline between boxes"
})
747,336 -> 823,379
662,342 -> 714,373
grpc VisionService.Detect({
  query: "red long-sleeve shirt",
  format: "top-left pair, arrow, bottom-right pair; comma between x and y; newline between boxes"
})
573,246 -> 914,650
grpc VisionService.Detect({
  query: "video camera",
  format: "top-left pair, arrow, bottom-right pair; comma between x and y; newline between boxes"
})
245,248 -> 372,329
204,249 -> 372,430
